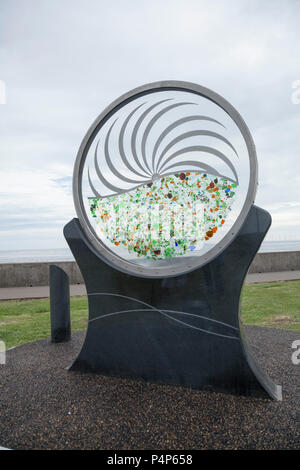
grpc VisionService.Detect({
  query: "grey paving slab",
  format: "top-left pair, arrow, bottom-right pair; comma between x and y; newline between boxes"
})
246,270 -> 300,284
0,284 -> 86,300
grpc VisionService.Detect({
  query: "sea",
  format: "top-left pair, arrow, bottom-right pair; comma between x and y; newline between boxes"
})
0,241 -> 300,264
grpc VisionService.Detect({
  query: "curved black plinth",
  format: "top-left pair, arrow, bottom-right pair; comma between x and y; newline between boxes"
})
64,205 -> 282,400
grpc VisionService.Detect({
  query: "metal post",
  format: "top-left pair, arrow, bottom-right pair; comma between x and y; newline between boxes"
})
50,265 -> 71,343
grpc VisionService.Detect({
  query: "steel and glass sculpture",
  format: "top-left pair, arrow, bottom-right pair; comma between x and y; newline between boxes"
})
65,81 -> 282,399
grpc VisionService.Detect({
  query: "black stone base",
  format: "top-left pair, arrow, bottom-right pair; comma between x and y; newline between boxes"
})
64,205 -> 282,400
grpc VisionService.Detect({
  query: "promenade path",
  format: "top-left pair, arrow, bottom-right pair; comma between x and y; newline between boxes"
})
0,271 -> 299,300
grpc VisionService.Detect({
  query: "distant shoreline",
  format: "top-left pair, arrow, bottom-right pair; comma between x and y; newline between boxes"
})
0,240 -> 300,264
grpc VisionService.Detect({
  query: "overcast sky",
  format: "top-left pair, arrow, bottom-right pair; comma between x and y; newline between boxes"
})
0,0 -> 300,251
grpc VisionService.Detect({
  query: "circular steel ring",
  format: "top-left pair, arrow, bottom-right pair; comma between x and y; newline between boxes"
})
73,80 -> 258,278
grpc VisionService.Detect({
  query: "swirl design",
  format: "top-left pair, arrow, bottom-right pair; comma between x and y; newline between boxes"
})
88,99 -> 239,198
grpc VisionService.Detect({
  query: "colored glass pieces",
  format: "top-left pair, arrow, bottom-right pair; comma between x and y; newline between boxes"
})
88,172 -> 238,260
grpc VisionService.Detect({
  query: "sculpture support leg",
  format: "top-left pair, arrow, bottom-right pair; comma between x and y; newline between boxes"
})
50,265 -> 71,343
64,205 -> 282,400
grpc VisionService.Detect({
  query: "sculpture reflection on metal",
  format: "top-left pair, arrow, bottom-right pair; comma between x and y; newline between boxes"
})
66,81 -> 282,399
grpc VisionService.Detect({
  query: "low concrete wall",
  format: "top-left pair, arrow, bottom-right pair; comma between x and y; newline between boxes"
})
0,251 -> 299,288
0,261 -> 83,288
248,251 -> 300,274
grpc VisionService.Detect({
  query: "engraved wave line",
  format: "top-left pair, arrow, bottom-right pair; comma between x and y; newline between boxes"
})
88,292 -> 239,340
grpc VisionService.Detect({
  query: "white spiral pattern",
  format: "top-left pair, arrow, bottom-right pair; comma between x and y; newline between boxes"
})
88,98 -> 239,198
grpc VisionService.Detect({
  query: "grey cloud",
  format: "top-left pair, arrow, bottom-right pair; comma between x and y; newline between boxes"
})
0,0 -> 300,249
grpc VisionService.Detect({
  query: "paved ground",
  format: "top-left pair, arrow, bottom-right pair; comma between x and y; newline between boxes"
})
246,270 -> 300,284
0,283 -> 87,300
0,271 -> 300,300
0,326 -> 299,450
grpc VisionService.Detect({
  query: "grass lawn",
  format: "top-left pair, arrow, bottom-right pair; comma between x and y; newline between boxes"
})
0,280 -> 299,349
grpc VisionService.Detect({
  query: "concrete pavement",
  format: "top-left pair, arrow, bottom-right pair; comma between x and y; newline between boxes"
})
0,283 -> 87,300
246,270 -> 300,284
0,271 -> 299,300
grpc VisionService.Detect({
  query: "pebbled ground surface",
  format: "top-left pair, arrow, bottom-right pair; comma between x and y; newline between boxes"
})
0,326 -> 299,450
